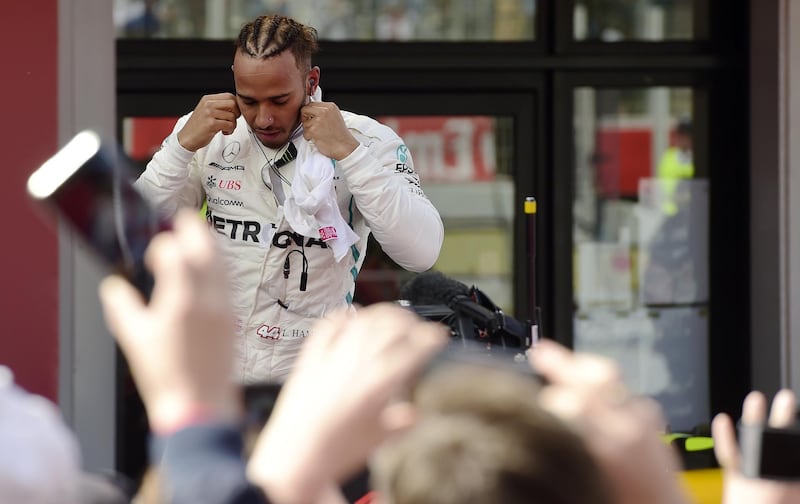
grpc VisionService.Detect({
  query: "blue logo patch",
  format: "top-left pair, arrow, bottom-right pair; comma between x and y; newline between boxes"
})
396,145 -> 409,163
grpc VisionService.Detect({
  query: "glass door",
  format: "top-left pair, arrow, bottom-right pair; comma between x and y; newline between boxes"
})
570,85 -> 708,431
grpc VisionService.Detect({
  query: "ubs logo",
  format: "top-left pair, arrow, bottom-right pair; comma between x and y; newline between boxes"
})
207,176 -> 241,191
222,141 -> 241,163
218,179 -> 242,191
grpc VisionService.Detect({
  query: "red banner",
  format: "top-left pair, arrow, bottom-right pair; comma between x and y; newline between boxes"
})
379,116 -> 497,182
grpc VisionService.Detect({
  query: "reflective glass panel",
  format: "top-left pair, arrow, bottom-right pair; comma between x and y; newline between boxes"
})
114,0 -> 536,40
572,87 -> 708,431
364,115 -> 516,312
574,0 -> 697,41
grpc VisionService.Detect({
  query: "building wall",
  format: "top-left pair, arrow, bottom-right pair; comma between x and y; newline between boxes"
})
750,0 -> 800,396
784,1 -> 800,392
0,1 -> 59,399
58,0 -> 117,471
1,0 -> 117,472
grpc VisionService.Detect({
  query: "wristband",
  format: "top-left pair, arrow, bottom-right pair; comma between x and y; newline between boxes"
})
150,403 -> 219,437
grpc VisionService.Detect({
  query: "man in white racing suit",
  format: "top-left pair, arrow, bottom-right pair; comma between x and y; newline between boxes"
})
134,14 -> 444,383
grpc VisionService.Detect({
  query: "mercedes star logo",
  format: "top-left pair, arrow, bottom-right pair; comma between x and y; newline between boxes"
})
222,141 -> 241,163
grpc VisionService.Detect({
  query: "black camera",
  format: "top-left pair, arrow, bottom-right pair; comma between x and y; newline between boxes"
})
398,271 -> 532,357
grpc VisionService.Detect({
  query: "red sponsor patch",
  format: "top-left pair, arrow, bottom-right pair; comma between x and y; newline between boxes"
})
319,226 -> 338,241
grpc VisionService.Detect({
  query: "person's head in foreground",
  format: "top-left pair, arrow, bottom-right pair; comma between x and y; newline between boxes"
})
370,362 -> 614,504
0,366 -> 82,504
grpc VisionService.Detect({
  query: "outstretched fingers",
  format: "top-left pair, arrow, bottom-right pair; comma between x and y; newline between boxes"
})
712,412 -> 740,471
713,390 -> 768,473
768,389 -> 797,428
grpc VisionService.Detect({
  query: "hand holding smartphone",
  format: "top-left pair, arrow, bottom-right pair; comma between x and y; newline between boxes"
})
27,130 -> 170,299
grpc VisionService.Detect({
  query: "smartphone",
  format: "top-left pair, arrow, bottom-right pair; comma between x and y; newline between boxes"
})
27,130 -> 169,298
739,422 -> 800,480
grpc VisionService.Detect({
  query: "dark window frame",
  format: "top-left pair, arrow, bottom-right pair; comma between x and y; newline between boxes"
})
555,0 -> 712,53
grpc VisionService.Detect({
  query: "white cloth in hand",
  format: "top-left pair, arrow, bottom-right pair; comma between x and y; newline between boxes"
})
284,92 -> 359,261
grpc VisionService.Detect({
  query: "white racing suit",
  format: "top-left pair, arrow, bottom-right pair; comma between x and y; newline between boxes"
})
135,112 -> 444,383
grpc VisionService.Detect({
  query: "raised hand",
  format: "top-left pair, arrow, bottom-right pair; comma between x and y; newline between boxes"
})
530,339 -> 692,504
300,101 -> 360,161
247,303 -> 448,504
713,389 -> 800,504
177,93 -> 241,152
98,210 -> 239,434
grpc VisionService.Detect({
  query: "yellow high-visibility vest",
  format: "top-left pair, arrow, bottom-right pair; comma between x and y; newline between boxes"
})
657,147 -> 694,216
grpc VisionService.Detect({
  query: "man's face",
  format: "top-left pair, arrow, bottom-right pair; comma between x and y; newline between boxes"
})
232,50 -> 307,149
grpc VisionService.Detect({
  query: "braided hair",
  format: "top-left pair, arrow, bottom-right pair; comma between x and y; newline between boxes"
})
236,14 -> 319,72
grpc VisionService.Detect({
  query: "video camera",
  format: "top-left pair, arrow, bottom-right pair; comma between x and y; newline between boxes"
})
398,271 -> 533,359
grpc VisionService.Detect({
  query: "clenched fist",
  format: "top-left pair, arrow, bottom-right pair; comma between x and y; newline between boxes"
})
178,93 -> 241,152
300,101 -> 360,160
